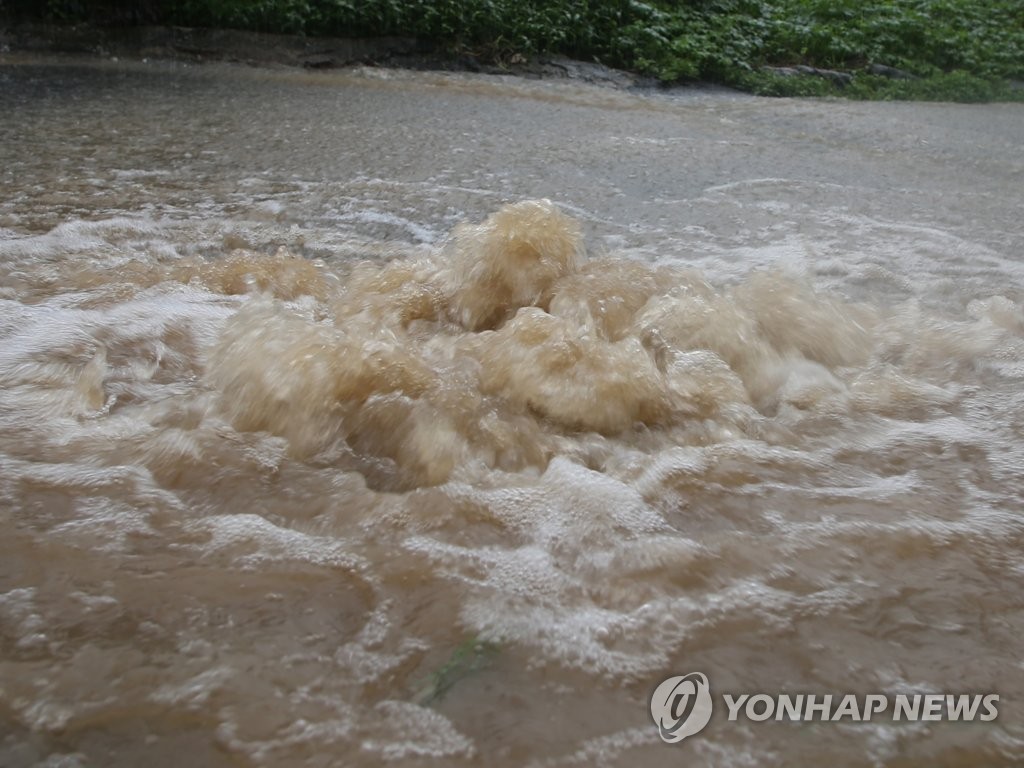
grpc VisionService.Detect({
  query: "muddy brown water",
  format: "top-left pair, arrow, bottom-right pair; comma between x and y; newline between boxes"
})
1,55 -> 1023,767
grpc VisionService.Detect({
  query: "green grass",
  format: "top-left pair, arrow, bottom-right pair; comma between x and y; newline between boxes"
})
738,69 -> 1024,101
4,0 -> 1023,101
414,635 -> 499,706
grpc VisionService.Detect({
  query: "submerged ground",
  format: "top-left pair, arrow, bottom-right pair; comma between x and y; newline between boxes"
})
0,56 -> 1023,766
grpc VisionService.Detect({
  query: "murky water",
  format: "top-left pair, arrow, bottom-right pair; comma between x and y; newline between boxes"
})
1,55 -> 1023,767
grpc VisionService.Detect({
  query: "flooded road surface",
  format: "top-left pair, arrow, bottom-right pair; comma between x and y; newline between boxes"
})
1,56 -> 1023,767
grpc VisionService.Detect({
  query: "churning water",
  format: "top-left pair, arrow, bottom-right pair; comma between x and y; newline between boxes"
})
1,56 -> 1023,767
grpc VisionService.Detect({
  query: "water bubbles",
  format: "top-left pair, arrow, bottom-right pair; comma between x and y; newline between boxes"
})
1,197 -> 1022,766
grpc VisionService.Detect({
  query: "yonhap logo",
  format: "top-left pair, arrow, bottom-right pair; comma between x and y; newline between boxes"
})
650,672 -> 714,743
650,672 -> 1000,744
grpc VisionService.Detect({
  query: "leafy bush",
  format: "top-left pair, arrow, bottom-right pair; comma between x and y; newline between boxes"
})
760,0 -> 1024,79
4,0 -> 1022,100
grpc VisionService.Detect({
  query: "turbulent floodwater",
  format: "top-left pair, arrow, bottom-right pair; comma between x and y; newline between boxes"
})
1,56 -> 1023,768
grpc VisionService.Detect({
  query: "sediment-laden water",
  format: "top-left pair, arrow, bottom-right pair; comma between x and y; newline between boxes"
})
1,56 -> 1023,767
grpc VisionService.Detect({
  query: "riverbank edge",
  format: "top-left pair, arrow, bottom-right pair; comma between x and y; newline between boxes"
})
3,22 -> 1021,102
0,22 -> 665,91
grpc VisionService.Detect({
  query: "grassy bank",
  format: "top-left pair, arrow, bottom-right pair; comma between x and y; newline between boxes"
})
4,1 -> 1023,100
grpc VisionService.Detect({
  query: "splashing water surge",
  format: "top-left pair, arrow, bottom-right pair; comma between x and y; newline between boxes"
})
1,59 -> 1023,768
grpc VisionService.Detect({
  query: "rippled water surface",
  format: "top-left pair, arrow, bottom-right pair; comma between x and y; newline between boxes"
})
1,56 -> 1023,767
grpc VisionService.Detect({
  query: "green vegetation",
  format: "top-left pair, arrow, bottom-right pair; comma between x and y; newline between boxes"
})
5,0 -> 1023,100
414,636 -> 499,706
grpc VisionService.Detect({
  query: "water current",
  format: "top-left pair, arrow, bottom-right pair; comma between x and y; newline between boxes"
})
1,55 -> 1023,767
